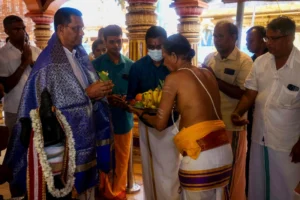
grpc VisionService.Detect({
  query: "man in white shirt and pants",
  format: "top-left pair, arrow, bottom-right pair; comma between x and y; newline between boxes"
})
231,16 -> 300,200
0,15 -> 41,135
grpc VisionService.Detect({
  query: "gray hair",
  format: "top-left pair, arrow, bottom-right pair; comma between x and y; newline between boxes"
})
267,16 -> 296,35
215,20 -> 238,40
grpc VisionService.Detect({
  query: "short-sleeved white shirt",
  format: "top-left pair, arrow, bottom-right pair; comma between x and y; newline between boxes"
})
204,47 -> 253,131
245,46 -> 300,152
0,41 -> 41,113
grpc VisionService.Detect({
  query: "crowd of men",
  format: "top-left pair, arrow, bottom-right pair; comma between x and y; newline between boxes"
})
0,6 -> 299,200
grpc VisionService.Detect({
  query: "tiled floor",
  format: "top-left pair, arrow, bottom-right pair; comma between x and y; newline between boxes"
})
0,150 -> 144,200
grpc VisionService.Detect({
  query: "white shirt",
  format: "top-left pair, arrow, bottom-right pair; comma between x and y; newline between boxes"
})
0,41 -> 41,113
63,47 -> 88,89
245,46 -> 300,152
204,47 -> 253,131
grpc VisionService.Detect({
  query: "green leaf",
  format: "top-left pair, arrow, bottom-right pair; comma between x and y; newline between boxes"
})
134,101 -> 144,109
97,71 -> 110,81
159,79 -> 164,88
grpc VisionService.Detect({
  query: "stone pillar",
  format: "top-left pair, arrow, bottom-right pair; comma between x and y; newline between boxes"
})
125,0 -> 158,61
23,0 -> 67,49
170,0 -> 208,66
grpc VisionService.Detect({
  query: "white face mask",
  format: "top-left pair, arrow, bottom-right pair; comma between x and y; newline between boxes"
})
148,49 -> 163,62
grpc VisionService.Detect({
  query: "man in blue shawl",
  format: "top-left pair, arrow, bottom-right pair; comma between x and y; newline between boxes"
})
4,7 -> 114,199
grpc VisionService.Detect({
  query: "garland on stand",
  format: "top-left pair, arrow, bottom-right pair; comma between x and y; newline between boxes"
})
29,108 -> 76,198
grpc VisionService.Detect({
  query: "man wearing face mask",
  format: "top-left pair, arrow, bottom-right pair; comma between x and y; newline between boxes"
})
127,26 -> 180,200
0,15 -> 41,138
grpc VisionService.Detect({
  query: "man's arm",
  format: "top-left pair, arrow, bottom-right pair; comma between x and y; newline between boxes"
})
231,58 -> 258,126
220,57 -> 253,99
202,66 -> 245,99
217,78 -> 245,99
231,89 -> 258,126
0,44 -> 33,93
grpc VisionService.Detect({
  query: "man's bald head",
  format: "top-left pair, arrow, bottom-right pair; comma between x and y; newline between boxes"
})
213,20 -> 237,57
215,20 -> 238,41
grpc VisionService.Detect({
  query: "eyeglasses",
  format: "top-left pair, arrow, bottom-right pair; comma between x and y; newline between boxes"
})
263,35 -> 288,43
66,25 -> 85,33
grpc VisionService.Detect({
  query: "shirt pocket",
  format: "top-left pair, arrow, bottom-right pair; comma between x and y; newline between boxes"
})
222,68 -> 236,84
277,85 -> 299,108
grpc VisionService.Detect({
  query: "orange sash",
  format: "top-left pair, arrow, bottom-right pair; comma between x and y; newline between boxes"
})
174,120 -> 226,159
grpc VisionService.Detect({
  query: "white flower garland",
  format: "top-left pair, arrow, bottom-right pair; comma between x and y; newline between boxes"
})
30,108 -> 76,197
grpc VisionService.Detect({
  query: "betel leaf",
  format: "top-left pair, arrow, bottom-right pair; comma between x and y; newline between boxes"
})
98,71 -> 110,81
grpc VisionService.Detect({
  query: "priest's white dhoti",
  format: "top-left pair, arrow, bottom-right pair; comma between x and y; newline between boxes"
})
138,120 -> 181,200
180,144 -> 233,200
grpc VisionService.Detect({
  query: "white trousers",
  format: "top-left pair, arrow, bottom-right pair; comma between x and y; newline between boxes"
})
180,144 -> 233,200
248,142 -> 300,200
138,120 -> 181,200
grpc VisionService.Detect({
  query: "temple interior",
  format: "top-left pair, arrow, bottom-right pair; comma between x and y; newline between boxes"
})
1,0 -> 300,199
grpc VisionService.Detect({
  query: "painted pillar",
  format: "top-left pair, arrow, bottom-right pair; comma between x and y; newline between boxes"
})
170,0 -> 208,66
125,0 -> 158,61
23,0 -> 67,49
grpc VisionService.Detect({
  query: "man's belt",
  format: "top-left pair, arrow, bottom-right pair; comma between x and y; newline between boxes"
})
182,129 -> 229,157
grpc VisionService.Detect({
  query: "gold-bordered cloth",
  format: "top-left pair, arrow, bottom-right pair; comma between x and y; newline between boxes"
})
179,164 -> 232,191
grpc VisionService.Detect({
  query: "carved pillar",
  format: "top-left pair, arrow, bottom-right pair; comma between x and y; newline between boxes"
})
23,0 -> 67,49
25,14 -> 53,49
170,0 -> 208,66
125,0 -> 158,61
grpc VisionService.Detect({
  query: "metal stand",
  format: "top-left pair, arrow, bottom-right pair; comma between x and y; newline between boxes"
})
126,135 -> 140,194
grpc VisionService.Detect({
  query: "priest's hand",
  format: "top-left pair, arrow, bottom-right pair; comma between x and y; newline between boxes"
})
290,140 -> 300,163
231,113 -> 249,126
128,105 -> 143,116
86,80 -> 114,100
